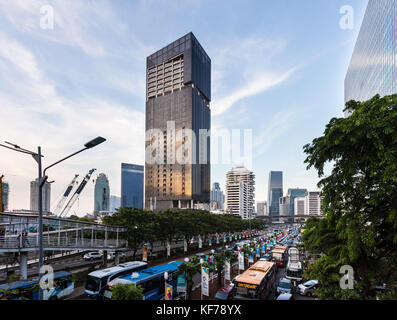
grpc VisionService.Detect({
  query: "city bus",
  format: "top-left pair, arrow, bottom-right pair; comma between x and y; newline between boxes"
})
286,261 -> 303,283
102,261 -> 183,300
233,260 -> 276,300
0,271 -> 74,300
271,245 -> 288,268
84,261 -> 147,299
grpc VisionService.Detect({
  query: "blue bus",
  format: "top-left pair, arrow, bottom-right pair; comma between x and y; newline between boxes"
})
102,261 -> 183,300
84,261 -> 148,299
0,271 -> 74,300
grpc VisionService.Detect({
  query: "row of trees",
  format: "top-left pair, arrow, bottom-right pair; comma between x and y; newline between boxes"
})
301,94 -> 397,299
103,208 -> 265,259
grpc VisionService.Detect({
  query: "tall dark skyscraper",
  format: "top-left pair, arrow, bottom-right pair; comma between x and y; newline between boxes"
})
121,163 -> 144,209
268,171 -> 283,217
145,32 -> 211,211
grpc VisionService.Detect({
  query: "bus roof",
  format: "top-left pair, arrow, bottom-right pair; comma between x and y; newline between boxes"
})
0,271 -> 72,291
272,246 -> 287,253
110,261 -> 183,284
235,261 -> 275,286
88,261 -> 147,278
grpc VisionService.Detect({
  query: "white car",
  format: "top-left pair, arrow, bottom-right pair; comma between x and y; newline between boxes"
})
107,251 -> 126,260
84,251 -> 103,261
297,280 -> 319,296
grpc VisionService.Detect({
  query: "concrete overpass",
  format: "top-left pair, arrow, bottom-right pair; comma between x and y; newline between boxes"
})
256,214 -> 325,223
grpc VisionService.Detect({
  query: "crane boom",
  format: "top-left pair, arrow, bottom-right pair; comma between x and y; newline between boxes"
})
53,174 -> 79,216
58,169 -> 96,218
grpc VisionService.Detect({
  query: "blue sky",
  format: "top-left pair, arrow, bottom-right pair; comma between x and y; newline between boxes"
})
0,0 -> 368,214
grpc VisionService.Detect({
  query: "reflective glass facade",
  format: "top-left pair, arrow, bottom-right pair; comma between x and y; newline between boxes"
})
121,163 -> 144,209
94,173 -> 110,213
345,0 -> 397,116
268,171 -> 283,217
287,188 -> 307,215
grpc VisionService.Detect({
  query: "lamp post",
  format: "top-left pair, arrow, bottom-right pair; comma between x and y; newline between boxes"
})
0,136 -> 106,300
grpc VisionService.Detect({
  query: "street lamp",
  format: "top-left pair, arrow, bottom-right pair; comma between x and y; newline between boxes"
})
0,136 -> 106,300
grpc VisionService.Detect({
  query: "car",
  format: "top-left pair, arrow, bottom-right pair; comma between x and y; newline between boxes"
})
214,285 -> 234,300
276,293 -> 293,300
84,251 -> 103,261
276,278 -> 292,294
297,280 -> 319,296
107,251 -> 126,260
259,253 -> 272,261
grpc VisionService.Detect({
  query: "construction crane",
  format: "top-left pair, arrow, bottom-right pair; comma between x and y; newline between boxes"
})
52,174 -> 79,216
58,169 -> 96,218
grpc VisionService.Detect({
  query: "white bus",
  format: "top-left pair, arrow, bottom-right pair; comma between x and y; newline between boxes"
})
285,260 -> 303,283
84,261 -> 147,299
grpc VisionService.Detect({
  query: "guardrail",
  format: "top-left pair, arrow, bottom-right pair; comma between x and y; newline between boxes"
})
0,236 -> 127,250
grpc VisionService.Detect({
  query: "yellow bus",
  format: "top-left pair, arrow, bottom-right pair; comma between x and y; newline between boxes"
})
233,260 -> 276,300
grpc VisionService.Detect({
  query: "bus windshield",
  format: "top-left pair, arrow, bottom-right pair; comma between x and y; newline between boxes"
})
286,269 -> 303,278
85,276 -> 102,292
236,285 -> 258,299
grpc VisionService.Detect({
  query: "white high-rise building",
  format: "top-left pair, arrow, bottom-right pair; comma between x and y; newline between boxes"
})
30,179 -> 51,213
226,181 -> 248,219
293,192 -> 322,215
294,197 -> 306,215
109,195 -> 121,213
225,166 -> 255,219
306,191 -> 322,215
279,196 -> 290,216
256,201 -> 268,216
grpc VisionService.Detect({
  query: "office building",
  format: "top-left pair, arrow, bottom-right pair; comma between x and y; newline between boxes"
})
121,163 -> 144,209
306,191 -> 322,215
256,201 -> 267,216
225,166 -> 255,219
294,196 -> 306,215
268,171 -> 283,217
145,32 -> 211,211
109,195 -> 121,213
344,0 -> 397,116
30,179 -> 51,213
210,182 -> 225,210
287,188 -> 307,215
226,181 -> 249,219
94,173 -> 110,213
279,196 -> 290,216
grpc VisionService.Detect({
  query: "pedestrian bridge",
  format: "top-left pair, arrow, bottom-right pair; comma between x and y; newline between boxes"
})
0,212 -> 128,253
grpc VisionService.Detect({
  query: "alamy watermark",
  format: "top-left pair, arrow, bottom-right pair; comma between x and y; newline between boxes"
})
339,5 -> 354,30
40,5 -> 54,30
145,121 -> 252,168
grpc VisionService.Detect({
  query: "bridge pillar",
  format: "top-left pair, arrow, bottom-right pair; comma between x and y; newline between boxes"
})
115,252 -> 120,265
20,252 -> 28,280
103,250 -> 108,267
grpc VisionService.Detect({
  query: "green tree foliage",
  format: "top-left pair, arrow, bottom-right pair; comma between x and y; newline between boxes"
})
111,283 -> 144,300
175,256 -> 202,300
103,208 -> 266,256
302,94 -> 397,299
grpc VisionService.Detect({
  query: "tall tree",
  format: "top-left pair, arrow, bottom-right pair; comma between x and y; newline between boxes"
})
302,94 -> 397,299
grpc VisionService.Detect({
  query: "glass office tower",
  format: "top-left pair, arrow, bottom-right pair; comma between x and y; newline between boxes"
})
268,171 -> 283,217
344,0 -> 397,116
288,188 -> 307,215
121,163 -> 144,209
145,32 -> 211,211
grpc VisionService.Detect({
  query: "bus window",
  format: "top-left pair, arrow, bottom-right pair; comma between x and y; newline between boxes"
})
85,276 -> 101,292
236,285 -> 256,299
